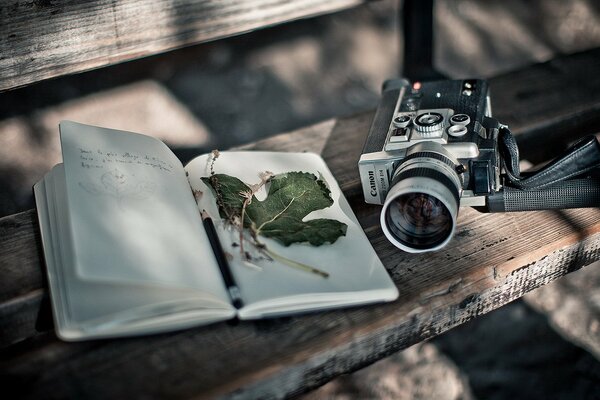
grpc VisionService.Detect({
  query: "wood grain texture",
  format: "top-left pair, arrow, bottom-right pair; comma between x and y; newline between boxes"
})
0,210 -> 43,302
0,0 -> 364,91
1,51 -> 600,399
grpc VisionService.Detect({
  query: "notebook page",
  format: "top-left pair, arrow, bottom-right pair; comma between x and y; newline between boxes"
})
59,121 -> 231,304
185,151 -> 398,316
36,164 -> 235,340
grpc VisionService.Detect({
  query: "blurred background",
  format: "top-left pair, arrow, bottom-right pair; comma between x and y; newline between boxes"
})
1,0 -> 600,398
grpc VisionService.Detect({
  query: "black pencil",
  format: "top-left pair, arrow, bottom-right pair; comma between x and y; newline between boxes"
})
201,210 -> 244,309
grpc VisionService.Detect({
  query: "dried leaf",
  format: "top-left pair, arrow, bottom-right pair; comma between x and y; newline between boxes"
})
202,172 -> 347,246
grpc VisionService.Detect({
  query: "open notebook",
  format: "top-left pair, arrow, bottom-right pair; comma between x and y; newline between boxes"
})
34,121 -> 398,340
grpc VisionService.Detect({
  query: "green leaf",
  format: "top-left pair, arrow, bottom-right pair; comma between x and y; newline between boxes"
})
202,172 -> 347,246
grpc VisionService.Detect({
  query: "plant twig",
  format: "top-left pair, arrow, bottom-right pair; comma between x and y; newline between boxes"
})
263,248 -> 329,278
237,171 -> 273,260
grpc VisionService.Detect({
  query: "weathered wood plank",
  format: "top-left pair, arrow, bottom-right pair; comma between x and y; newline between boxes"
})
0,210 -> 51,346
0,210 -> 44,303
0,0 -> 364,91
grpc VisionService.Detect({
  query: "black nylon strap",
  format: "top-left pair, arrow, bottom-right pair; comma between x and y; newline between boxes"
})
499,126 -> 600,189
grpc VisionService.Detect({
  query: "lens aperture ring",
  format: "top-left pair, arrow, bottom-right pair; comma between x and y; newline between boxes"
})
392,167 -> 460,205
394,150 -> 463,190
401,151 -> 456,170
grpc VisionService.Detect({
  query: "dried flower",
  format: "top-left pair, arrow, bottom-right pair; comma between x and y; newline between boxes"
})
259,171 -> 274,181
239,190 -> 254,201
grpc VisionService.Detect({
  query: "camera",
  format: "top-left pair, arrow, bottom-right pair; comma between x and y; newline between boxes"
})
359,78 -> 600,253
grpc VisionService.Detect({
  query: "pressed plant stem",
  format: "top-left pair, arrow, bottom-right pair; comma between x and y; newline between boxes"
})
263,248 -> 329,278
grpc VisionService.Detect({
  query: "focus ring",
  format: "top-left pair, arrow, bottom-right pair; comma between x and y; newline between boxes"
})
401,151 -> 456,170
392,167 -> 461,205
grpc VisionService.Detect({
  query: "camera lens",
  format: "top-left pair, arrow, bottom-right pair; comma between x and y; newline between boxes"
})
380,143 -> 461,253
384,193 -> 453,249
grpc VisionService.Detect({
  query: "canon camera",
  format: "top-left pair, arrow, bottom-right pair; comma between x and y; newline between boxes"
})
358,78 -> 600,253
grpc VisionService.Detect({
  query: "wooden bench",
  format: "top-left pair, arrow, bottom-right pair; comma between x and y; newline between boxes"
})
1,47 -> 600,398
0,0 -> 366,92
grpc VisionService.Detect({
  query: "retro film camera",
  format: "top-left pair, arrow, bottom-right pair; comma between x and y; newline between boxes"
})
359,78 -> 600,253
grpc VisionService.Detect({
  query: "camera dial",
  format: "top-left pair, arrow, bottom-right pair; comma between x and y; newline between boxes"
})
447,124 -> 468,137
393,115 -> 412,128
450,114 -> 470,125
414,112 -> 444,133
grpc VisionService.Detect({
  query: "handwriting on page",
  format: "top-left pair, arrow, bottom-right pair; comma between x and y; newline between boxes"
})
77,147 -> 168,207
78,148 -> 174,172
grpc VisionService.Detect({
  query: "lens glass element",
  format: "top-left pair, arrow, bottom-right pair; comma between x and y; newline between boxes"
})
385,192 -> 453,249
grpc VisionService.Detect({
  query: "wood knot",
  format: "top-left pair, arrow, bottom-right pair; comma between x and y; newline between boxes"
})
459,293 -> 478,309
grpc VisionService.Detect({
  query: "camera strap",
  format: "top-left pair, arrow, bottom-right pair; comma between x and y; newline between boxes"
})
498,126 -> 600,189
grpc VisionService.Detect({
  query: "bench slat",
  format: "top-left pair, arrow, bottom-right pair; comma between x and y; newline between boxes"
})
0,0 -> 363,91
0,210 -> 43,303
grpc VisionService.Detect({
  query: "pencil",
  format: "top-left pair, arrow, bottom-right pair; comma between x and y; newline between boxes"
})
201,210 -> 244,309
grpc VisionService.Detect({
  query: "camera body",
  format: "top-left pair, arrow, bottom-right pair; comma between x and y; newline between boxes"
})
359,78 -> 600,253
359,78 -> 500,207
358,78 -> 502,252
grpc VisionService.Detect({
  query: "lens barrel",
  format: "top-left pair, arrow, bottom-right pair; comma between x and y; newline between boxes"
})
380,143 -> 462,253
